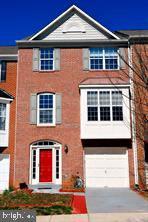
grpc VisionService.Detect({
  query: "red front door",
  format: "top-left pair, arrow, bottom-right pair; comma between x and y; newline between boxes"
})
39,149 -> 52,182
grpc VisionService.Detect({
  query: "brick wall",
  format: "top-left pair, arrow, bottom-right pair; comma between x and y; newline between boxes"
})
0,61 -> 17,186
132,44 -> 148,188
15,48 -> 134,188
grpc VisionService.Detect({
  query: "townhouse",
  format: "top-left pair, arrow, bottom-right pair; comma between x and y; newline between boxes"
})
0,5 -> 147,191
0,46 -> 17,190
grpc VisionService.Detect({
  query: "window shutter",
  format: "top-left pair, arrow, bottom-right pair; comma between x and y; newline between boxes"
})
33,48 -> 39,71
30,93 -> 37,124
54,48 -> 60,70
56,93 -> 62,124
119,48 -> 126,69
1,61 -> 6,82
83,48 -> 89,70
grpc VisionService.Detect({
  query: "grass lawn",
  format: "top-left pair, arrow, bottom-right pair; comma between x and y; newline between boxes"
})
0,190 -> 73,215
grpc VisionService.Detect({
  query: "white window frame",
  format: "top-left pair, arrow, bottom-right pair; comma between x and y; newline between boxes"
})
39,48 -> 55,71
37,93 -> 56,126
89,48 -> 120,70
87,89 -> 124,123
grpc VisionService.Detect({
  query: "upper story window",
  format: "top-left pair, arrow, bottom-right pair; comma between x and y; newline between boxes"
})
0,61 -> 6,82
40,48 -> 54,71
37,93 -> 55,126
90,48 -> 119,70
87,90 -> 123,122
0,103 -> 6,130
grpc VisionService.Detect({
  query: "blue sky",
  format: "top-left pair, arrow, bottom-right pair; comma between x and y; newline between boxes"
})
0,0 -> 148,45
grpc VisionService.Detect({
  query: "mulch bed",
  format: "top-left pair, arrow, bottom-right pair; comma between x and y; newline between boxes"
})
0,190 -> 73,208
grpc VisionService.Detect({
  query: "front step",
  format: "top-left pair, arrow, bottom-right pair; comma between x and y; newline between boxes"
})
28,184 -> 61,193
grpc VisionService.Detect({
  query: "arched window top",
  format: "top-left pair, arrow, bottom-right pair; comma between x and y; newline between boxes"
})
63,21 -> 86,33
31,140 -> 60,147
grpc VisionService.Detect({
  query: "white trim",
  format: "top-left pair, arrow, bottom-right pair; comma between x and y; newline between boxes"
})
79,84 -> 130,88
0,54 -> 18,57
37,93 -> 56,127
128,45 -> 139,185
29,5 -> 119,40
0,97 -> 13,102
29,142 -> 62,185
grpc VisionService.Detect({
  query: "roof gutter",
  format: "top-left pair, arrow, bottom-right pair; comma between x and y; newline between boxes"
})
0,55 -> 18,61
16,39 -> 128,48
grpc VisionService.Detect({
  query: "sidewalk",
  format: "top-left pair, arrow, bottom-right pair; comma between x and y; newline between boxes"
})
37,213 -> 148,222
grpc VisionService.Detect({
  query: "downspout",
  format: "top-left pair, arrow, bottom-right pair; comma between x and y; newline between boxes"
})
128,40 -> 139,185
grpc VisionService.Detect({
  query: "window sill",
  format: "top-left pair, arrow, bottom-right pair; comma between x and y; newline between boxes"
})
86,121 -> 124,125
36,125 -> 56,128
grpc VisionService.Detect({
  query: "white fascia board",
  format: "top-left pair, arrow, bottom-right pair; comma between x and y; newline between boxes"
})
0,54 -> 18,57
29,5 -> 120,40
79,84 -> 130,88
0,97 -> 13,102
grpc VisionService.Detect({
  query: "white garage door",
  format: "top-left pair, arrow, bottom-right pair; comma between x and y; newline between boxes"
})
85,148 -> 129,188
0,154 -> 10,191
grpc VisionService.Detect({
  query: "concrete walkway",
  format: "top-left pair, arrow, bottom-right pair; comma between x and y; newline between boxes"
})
86,188 -> 148,213
37,213 -> 148,222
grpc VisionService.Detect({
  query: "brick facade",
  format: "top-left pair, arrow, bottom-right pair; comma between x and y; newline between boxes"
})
0,61 -> 17,186
14,48 -> 134,188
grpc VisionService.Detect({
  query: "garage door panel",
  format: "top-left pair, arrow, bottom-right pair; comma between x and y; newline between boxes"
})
86,159 -> 106,168
85,148 -> 129,188
105,179 -> 128,187
86,178 -> 106,187
0,155 -> 10,191
87,169 -> 106,177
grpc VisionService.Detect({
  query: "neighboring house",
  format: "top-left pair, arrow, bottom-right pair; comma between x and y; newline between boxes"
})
0,47 -> 17,191
0,5 -> 147,191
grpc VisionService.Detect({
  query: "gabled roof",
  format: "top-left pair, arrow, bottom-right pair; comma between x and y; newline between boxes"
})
115,30 -> 148,38
0,89 -> 14,100
29,5 -> 119,40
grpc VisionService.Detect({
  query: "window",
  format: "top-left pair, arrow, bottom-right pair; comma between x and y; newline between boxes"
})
0,103 -> 6,130
90,48 -> 119,70
32,150 -> 36,179
56,149 -> 60,179
37,93 -> 55,126
40,48 -> 54,71
0,61 -> 6,82
112,91 -> 123,121
99,91 -> 110,121
87,90 -> 123,122
87,91 -> 98,121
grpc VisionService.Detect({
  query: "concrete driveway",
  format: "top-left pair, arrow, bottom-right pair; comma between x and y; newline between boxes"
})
86,188 -> 148,213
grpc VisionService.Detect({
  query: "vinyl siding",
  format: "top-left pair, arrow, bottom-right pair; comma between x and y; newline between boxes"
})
43,14 -> 108,40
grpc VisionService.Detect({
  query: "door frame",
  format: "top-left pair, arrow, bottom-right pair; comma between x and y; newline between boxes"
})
29,142 -> 62,185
